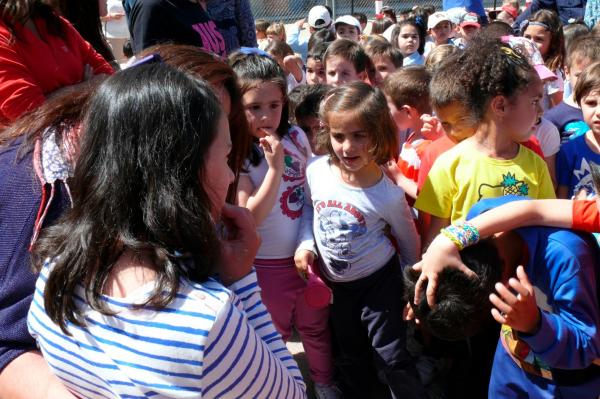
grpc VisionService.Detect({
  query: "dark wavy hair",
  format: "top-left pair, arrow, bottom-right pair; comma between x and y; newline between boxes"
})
391,19 -> 426,55
404,239 -> 503,341
141,44 -> 252,203
33,64 -> 224,333
454,37 -> 537,123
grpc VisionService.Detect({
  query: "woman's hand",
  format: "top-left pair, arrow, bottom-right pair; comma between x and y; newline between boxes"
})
489,266 -> 540,334
294,249 -> 315,280
412,233 -> 475,307
218,203 -> 261,286
260,133 -> 284,172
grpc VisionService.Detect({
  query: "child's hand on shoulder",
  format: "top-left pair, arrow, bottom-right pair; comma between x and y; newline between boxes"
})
420,114 -> 444,141
489,266 -> 541,334
259,131 -> 284,171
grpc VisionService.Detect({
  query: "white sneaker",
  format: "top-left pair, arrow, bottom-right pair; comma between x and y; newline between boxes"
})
314,383 -> 343,399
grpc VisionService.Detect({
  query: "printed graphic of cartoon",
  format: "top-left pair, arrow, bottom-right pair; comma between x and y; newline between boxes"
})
562,120 -> 589,143
317,203 -> 367,274
280,184 -> 304,219
477,172 -> 530,200
570,158 -> 597,197
283,149 -> 304,182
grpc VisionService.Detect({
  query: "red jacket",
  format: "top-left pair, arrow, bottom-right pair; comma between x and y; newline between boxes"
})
0,16 -> 113,124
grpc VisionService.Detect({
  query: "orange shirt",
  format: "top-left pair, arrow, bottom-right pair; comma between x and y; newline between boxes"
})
572,200 -> 600,232
0,16 -> 113,124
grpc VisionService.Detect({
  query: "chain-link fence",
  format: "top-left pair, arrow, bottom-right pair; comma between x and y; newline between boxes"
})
250,0 -> 501,22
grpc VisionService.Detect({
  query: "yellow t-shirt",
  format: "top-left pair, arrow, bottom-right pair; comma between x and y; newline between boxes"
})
415,141 -> 556,222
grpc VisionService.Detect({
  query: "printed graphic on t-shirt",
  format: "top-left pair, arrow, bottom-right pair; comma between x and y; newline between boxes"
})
191,20 -> 226,56
315,200 -> 367,274
477,172 -> 530,200
562,120 -> 589,143
280,185 -> 304,220
282,148 -> 304,182
569,158 -> 597,197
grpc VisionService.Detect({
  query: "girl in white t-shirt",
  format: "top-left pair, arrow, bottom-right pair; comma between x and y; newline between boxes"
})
230,51 -> 338,399
295,81 -> 424,398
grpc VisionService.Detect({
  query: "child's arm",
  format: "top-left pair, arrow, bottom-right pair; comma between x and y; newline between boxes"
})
414,199 -> 575,306
423,215 -> 450,251
236,135 -> 284,226
386,188 -> 421,266
283,55 -> 304,84
295,167 -> 316,278
381,162 -> 418,199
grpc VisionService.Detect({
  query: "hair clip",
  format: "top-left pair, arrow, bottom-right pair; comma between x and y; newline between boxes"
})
239,46 -> 272,58
130,53 -> 163,68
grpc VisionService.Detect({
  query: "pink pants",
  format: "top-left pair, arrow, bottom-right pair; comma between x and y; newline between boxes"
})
255,258 -> 333,385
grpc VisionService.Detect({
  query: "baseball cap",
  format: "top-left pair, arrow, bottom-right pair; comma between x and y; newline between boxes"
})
446,7 -> 468,25
502,36 -> 557,81
334,15 -> 362,33
501,4 -> 519,19
427,11 -> 451,30
460,12 -> 481,28
308,5 -> 332,29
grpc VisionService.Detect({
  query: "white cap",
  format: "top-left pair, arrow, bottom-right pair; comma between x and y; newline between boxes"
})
427,11 -> 451,30
308,5 -> 332,29
334,15 -> 362,33
445,7 -> 467,25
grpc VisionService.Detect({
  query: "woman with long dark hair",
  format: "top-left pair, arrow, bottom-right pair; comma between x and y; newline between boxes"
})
0,0 -> 113,126
27,63 -> 306,398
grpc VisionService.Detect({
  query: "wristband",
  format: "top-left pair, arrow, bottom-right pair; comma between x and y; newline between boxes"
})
440,221 -> 480,250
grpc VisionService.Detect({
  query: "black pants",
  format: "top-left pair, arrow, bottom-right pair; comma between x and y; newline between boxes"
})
328,256 -> 426,399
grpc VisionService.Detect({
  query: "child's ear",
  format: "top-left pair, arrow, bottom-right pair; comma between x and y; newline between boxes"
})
404,105 -> 419,120
491,95 -> 508,115
564,64 -> 571,78
359,71 -> 369,84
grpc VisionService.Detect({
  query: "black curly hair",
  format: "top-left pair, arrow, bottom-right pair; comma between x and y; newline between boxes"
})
452,37 -> 538,123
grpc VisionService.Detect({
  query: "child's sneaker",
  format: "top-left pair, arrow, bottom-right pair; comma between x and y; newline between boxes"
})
314,383 -> 342,399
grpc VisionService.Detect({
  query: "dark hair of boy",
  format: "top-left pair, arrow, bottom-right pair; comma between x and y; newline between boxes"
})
479,20 -> 514,40
566,36 -> 600,68
255,19 -> 270,33
122,39 -> 133,59
365,40 -> 404,68
574,61 -> 600,105
352,12 -> 367,26
318,81 -> 398,164
287,85 -> 312,125
323,39 -> 370,76
429,51 -> 468,111
563,23 -> 590,51
371,17 -> 395,35
383,66 -> 432,115
404,239 -> 503,341
34,64 -> 226,331
307,41 -> 331,63
308,28 -> 336,52
293,83 -> 331,122
264,39 -> 294,58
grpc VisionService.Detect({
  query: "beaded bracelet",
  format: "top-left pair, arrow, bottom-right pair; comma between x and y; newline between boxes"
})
440,221 -> 481,251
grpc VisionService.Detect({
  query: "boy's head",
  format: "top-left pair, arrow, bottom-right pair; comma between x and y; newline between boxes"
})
458,12 -> 481,42
430,53 -> 477,141
566,36 -> 600,93
574,61 -> 600,136
334,15 -> 362,42
364,40 -> 403,87
266,22 -> 286,42
352,12 -> 368,32
308,5 -> 333,32
308,28 -> 336,53
563,22 -> 590,51
427,11 -> 453,45
383,66 -> 432,131
323,39 -> 369,86
264,40 -> 294,71
288,83 -> 331,154
404,239 -> 503,341
307,42 -> 330,85
479,20 -> 513,40
255,19 -> 270,40
425,44 -> 460,71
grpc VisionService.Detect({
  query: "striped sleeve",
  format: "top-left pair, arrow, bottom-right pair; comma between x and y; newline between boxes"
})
201,270 -> 306,398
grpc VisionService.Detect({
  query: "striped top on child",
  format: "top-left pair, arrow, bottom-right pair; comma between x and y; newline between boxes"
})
28,259 -> 306,399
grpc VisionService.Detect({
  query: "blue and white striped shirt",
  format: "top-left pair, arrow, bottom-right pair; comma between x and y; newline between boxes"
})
28,259 -> 306,399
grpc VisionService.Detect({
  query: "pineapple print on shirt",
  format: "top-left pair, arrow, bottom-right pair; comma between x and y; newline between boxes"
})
477,173 -> 530,200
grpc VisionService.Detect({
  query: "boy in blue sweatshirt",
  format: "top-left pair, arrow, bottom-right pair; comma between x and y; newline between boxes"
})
405,196 -> 600,398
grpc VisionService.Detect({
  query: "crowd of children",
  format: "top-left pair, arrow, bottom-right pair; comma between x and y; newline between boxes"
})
3,2 -> 600,399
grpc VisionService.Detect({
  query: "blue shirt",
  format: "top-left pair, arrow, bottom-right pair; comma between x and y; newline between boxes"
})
544,101 -> 587,143
556,133 -> 600,198
443,0 -> 486,16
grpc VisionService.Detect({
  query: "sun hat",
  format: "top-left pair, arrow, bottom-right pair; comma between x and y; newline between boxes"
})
502,35 -> 557,81
427,11 -> 451,30
308,5 -> 332,29
460,12 -> 481,28
334,15 -> 362,33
